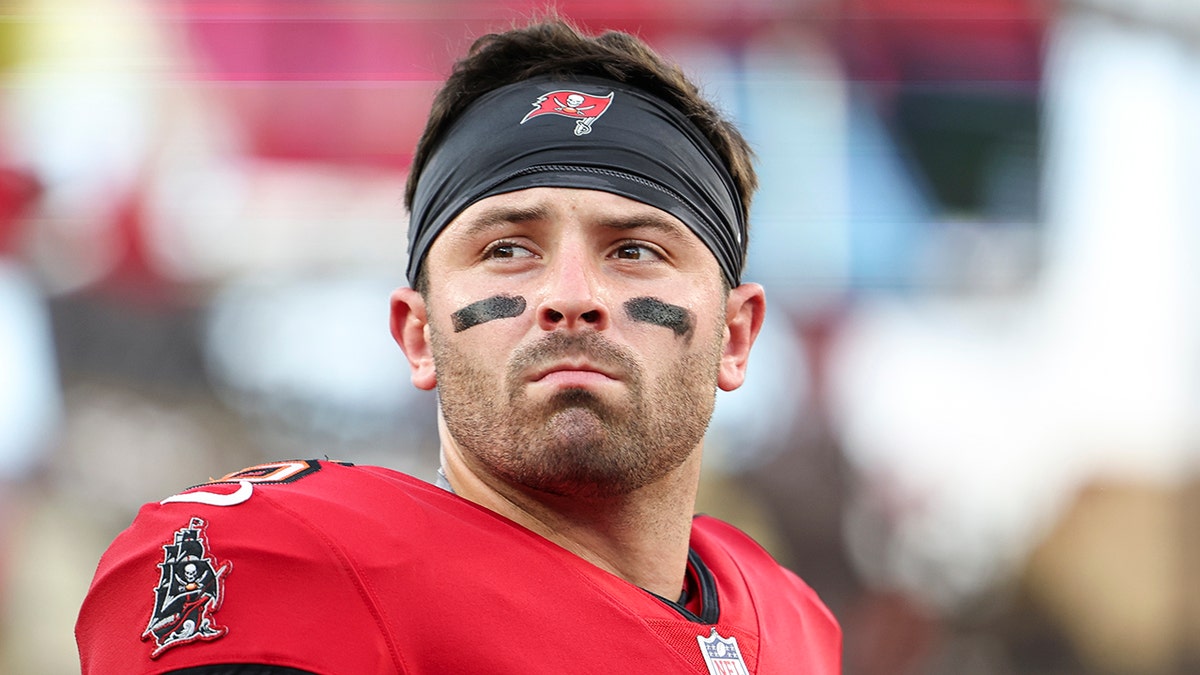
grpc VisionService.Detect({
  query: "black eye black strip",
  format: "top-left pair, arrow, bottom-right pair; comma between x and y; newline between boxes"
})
624,297 -> 694,338
451,295 -> 527,332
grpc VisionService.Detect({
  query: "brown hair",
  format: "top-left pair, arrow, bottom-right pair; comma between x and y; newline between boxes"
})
405,17 -> 757,272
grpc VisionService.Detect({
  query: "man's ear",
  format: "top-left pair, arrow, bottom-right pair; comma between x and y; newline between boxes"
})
390,287 -> 437,391
717,282 -> 766,392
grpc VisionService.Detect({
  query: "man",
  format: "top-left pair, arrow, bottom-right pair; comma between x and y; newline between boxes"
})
77,17 -> 841,674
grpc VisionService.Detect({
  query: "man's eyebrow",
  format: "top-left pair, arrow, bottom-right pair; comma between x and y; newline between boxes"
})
599,212 -> 692,242
454,204 -> 551,238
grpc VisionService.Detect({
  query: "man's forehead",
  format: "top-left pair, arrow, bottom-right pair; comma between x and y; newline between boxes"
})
444,187 -> 697,242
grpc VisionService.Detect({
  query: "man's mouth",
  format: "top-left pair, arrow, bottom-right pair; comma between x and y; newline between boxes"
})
529,361 -> 620,386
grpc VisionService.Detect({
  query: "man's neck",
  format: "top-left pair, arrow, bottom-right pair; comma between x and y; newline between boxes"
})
439,444 -> 702,600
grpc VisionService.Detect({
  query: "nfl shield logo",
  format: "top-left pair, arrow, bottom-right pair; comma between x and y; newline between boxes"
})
697,628 -> 749,675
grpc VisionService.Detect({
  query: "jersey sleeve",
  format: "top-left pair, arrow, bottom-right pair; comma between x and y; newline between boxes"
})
76,461 -> 405,674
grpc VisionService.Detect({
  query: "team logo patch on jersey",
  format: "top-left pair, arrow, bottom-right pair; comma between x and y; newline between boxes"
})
143,517 -> 232,658
697,628 -> 749,675
520,89 -> 614,136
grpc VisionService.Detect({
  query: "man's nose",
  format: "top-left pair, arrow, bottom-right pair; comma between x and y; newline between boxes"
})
535,248 -> 610,332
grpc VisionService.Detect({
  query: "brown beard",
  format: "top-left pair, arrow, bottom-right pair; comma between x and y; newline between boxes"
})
431,325 -> 723,498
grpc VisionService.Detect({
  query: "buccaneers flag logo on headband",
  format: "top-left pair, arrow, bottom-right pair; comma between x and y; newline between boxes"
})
521,89 -> 614,136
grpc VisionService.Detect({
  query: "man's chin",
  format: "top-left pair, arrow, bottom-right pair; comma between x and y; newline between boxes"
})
544,405 -> 609,440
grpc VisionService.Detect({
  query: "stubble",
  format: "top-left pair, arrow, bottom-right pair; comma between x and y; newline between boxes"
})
432,324 -> 724,498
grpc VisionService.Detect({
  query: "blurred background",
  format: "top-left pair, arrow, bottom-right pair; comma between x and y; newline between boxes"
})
1,0 -> 1198,672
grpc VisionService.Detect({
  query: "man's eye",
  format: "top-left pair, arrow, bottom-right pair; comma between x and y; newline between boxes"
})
613,244 -> 661,261
486,242 -> 534,259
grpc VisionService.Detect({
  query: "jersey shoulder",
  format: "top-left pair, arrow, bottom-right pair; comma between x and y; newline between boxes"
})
152,458 -> 463,532
692,514 -> 829,602
692,514 -> 842,664
77,459 -> 458,674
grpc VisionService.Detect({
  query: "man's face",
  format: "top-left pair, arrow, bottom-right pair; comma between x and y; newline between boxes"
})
419,187 -> 732,498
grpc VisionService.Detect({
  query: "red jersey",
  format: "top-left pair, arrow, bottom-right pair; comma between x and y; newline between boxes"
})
77,460 -> 841,674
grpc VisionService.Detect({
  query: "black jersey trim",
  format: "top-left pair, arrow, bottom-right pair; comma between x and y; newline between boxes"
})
648,548 -> 720,624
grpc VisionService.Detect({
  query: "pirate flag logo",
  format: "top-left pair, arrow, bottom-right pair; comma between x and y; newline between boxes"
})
142,517 -> 232,658
520,89 -> 614,136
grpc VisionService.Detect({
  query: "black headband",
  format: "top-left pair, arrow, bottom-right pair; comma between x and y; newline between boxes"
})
406,75 -> 747,287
